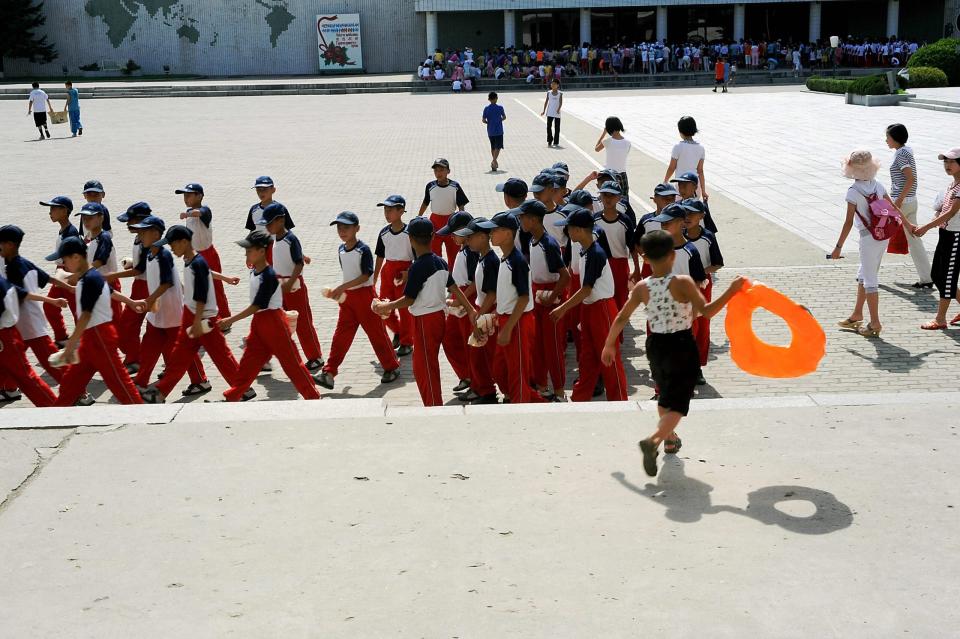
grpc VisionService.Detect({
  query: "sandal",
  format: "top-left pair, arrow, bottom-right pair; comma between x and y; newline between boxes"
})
837,318 -> 863,330
181,381 -> 212,396
664,437 -> 682,455
920,321 -> 948,330
638,439 -> 659,477
857,324 -> 882,338
950,314 -> 960,326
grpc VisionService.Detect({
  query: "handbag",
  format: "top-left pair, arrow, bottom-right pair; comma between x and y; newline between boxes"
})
886,224 -> 909,254
854,188 -> 902,242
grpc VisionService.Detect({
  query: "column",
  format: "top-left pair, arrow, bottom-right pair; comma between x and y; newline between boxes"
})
733,3 -> 745,41
425,11 -> 438,56
656,5 -> 668,43
579,8 -> 591,45
886,0 -> 899,37
504,10 -> 516,48
809,1 -> 821,42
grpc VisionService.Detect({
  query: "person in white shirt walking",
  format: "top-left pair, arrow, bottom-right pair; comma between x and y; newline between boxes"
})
540,79 -> 563,147
27,82 -> 53,141
594,116 -> 632,195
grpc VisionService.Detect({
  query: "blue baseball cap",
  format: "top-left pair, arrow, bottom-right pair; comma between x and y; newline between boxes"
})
330,211 -> 360,226
652,183 -> 680,198
252,176 -> 275,188
77,202 -> 107,217
0,225 -> 25,245
175,183 -> 204,195
129,215 -> 166,232
258,202 -> 290,226
476,211 -> 520,232
39,196 -> 74,212
154,224 -> 193,247
553,207 -> 594,229
597,168 -> 619,182
513,199 -> 548,217
496,178 -> 528,199
46,236 -> 86,261
117,201 -> 152,223
407,216 -> 434,238
652,202 -> 687,223
82,179 -> 105,194
598,180 -> 622,195
454,217 -> 489,237
437,211 -> 473,236
566,189 -> 596,208
530,173 -> 557,193
680,198 -> 707,215
670,171 -> 699,185
551,162 -> 570,177
236,230 -> 273,248
377,194 -> 407,208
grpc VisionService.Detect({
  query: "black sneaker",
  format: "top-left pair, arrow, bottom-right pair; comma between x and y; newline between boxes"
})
380,369 -> 400,384
181,380 -> 212,396
0,389 -> 23,403
471,393 -> 499,404
458,389 -> 480,402
241,388 -> 257,401
78,128 -> 83,136
45,129 -> 51,139
305,358 -> 324,373
912,281 -> 934,289
396,344 -> 413,357
593,378 -> 605,398
392,333 -> 401,349
125,362 -> 140,375
314,372 -> 334,389
259,362 -> 272,373
639,439 -> 659,477
452,378 -> 471,393
696,374 -> 706,386
140,387 -> 165,404
75,393 -> 95,407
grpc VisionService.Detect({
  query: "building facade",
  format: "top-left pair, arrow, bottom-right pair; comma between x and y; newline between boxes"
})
3,0 -> 957,78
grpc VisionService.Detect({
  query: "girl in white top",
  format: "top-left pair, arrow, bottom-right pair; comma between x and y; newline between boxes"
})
595,116 -> 632,194
540,79 -> 563,147
832,150 -> 912,338
664,116 -> 708,201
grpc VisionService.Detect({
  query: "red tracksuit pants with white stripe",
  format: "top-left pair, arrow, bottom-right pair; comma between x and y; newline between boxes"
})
282,277 -> 323,362
0,327 -> 57,407
565,274 -> 582,360
117,279 -> 149,365
430,213 -> 458,266
469,332 -> 499,397
692,277 -> 712,367
379,259 -> 413,346
412,310 -> 445,406
322,287 -> 399,377
531,283 -> 566,392
571,298 -> 627,402
443,309 -> 472,382
494,312 -> 544,404
0,335 -> 64,389
44,278 -> 76,342
609,257 -> 631,310
224,309 -> 320,402
199,246 -> 231,318
152,308 -> 241,397
55,323 -> 143,405
134,322 -> 206,388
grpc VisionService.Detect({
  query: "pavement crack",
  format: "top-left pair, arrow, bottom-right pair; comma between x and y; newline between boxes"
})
0,429 -> 77,517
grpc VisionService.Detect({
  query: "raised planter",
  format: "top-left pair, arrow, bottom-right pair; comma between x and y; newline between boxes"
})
845,93 -> 914,107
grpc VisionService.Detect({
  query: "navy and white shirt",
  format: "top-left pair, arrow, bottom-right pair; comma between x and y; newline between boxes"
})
145,247 -> 183,329
76,268 -> 113,329
579,241 -> 615,304
684,229 -> 724,273
672,242 -> 707,283
635,211 -> 662,245
528,232 -> 564,284
273,231 -> 304,279
543,207 -> 569,249
594,211 -> 635,259
182,253 -> 217,319
249,265 -> 282,311
404,252 -> 454,316
131,237 -> 147,281
496,248 -> 533,315
338,240 -> 375,289
0,276 -> 26,329
3,256 -> 50,341
87,230 -> 117,274
375,224 -> 415,262
592,196 -> 636,227
245,202 -> 296,232
421,180 -> 469,215
185,206 -> 214,251
451,246 -> 479,287
53,224 -> 81,267
474,251 -> 500,308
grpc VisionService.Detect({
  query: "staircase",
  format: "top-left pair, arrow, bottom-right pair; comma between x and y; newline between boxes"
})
898,96 -> 960,114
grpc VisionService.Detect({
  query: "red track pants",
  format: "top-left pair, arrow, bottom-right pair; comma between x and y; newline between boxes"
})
45,277 -> 76,342
429,213 -> 458,265
152,309 -> 241,397
199,246 -> 231,318
224,309 -> 319,402
0,327 -> 57,407
443,310 -> 472,382
322,287 -> 399,377
282,277 -> 323,362
565,274 -> 582,361
609,257 -> 630,311
494,312 -> 544,404
571,299 -> 627,402
379,259 -> 413,346
412,310 -> 445,406
468,331 -> 499,397
134,322 -> 206,388
692,277 -> 712,367
55,323 -> 143,406
531,282 -> 566,393
117,279 -> 149,365
0,335 -> 65,387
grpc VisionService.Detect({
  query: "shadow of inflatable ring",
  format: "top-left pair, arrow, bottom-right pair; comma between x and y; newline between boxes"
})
745,485 -> 854,534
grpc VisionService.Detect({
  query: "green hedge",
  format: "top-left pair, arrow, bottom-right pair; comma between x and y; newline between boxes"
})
907,66 -> 949,88
848,75 -> 889,96
908,38 -> 960,86
806,76 -> 854,94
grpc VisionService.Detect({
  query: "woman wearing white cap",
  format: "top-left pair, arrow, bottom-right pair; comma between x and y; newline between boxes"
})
912,147 -> 960,329
832,150 -> 911,338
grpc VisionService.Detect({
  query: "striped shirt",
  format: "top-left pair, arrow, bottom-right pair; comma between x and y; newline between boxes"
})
890,146 -> 917,200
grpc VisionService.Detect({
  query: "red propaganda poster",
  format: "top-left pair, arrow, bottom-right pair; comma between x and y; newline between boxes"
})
316,14 -> 363,72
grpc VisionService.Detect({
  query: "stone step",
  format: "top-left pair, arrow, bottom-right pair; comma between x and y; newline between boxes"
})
902,97 -> 960,108
899,100 -> 960,114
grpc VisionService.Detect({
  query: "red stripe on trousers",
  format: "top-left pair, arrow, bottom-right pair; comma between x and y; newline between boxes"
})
468,331 -> 498,397
55,323 -> 143,405
117,278 -> 149,364
565,274 -> 582,361
25,335 -> 64,383
571,298 -> 627,402
379,259 -> 413,346
153,308 -> 241,397
0,327 -> 57,407
429,213 -> 458,266
443,309 -> 472,382
134,323 -> 206,388
531,282 -> 566,392
494,312 -> 544,404
199,246 -> 231,318
412,311 -> 445,406
45,278 -> 76,342
692,276 -> 712,367
322,286 -> 399,377
281,277 -> 323,361
608,257 -> 630,311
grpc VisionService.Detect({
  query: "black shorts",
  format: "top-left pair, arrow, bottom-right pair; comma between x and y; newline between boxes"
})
489,135 -> 504,150
33,112 -> 47,127
646,329 -> 699,416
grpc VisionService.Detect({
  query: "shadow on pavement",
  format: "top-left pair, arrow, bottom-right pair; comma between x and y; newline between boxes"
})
844,340 -> 942,372
879,283 -> 940,313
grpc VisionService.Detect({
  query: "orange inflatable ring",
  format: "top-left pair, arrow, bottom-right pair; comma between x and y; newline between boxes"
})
724,281 -> 825,378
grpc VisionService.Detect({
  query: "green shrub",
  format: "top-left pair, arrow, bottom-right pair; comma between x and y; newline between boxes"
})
806,76 -> 854,94
907,66 -> 949,88
848,74 -> 889,95
908,38 -> 960,85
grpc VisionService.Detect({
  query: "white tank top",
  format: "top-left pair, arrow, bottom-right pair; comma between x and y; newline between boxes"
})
644,274 -> 693,334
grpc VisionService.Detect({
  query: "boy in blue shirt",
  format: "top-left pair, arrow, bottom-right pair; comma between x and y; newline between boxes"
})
482,92 -> 506,172
63,81 -> 83,136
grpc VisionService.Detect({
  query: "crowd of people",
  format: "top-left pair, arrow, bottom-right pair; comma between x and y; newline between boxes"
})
418,36 -> 923,89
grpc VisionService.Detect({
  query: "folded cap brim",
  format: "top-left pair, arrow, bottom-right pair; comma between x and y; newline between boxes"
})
475,221 -> 499,230
330,218 -> 358,226
453,227 -> 476,237
117,214 -> 130,222
436,226 -> 453,236
45,251 -> 61,261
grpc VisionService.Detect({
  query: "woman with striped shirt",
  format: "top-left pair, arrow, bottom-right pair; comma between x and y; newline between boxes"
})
886,123 -> 932,288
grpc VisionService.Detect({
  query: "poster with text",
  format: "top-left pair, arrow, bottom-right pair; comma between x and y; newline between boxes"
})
317,14 -> 363,71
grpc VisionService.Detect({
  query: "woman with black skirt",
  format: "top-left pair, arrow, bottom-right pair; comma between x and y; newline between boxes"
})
914,148 -> 960,329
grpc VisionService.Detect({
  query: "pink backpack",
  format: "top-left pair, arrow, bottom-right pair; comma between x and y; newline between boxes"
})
855,189 -> 902,242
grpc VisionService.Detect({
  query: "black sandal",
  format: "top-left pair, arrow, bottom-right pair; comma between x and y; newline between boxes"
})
638,439 -> 659,477
181,381 -> 212,396
664,437 -> 682,455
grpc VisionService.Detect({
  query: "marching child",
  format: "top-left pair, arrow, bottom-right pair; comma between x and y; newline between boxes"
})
417,158 -> 469,264
176,183 -> 231,319
245,176 -> 295,263
436,211 -> 477,395
218,231 -> 320,402
601,230 -> 745,477
550,207 -> 627,402
373,194 -> 415,356
260,201 -> 324,373
664,117 -> 708,205
682,199 -> 724,375
372,217 -> 473,407
78,202 -> 122,320
40,196 -> 79,344
314,212 -> 400,390
115,201 -> 153,372
456,217 -> 501,404
636,183 -> 680,279
593,180 -> 636,310
81,180 -> 112,231
517,199 -> 570,400
671,171 -> 718,233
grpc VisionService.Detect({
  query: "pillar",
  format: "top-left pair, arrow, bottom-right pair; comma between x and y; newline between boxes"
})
809,1 -> 822,43
886,0 -> 899,38
733,4 -> 745,41
504,10 -> 516,48
425,11 -> 438,56
656,5 -> 668,43
579,8 -> 591,45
